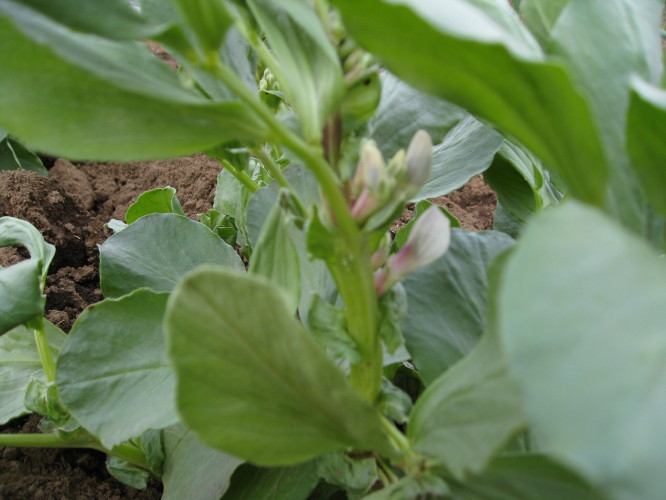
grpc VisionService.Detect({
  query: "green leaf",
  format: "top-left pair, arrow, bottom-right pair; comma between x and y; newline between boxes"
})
413,116 -> 503,201
106,456 -> 150,490
627,79 -> 666,221
223,461 -> 319,500
0,321 -> 65,424
484,140 -> 560,223
307,294 -> 361,364
125,187 -> 186,224
8,0 -> 169,39
57,289 -> 177,449
162,424 -> 243,500
368,72 -> 466,159
449,455 -> 604,500
0,137 -> 48,176
0,4 -> 268,161
169,0 -> 232,53
247,0 -> 344,140
401,229 -> 514,384
549,0 -> 664,237
498,201 -> 666,500
377,285 -> 407,355
247,166 -> 335,320
329,0 -> 607,206
519,0 -> 571,46
249,200 -> 301,312
364,474 -> 449,500
100,213 -> 244,297
0,216 -> 55,334
317,452 -> 378,499
408,320 -> 524,479
166,267 -> 393,465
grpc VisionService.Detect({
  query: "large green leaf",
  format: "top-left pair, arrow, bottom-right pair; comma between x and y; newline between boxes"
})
408,250 -> 523,478
368,72 -> 466,159
0,4 -> 267,161
247,0 -> 343,141
329,0 -> 607,206
162,424 -> 243,500
549,0 -> 664,237
100,214 -> 244,298
0,321 -> 65,424
414,116 -> 503,201
449,455 -> 604,500
519,0 -> 571,46
57,289 -> 176,449
166,267 -> 393,465
626,79 -> 666,221
401,229 -> 514,384
249,201 -> 301,313
223,461 -> 319,500
408,326 -> 524,479
8,0 -> 168,39
0,217 -> 55,334
498,201 -> 666,500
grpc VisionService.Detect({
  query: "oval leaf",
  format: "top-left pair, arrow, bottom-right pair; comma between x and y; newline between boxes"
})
401,229 -> 514,384
57,289 -> 177,449
162,424 -> 243,500
100,213 -> 244,298
499,201 -> 666,500
0,321 -> 65,424
0,6 -> 267,161
166,267 -> 393,465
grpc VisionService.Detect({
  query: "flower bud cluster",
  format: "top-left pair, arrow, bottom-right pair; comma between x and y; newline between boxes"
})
350,130 -> 433,225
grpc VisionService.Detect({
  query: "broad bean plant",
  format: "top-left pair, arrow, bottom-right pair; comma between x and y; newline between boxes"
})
1,0 -> 665,498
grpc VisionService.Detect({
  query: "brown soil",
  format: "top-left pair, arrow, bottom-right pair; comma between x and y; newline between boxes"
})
0,156 -> 496,499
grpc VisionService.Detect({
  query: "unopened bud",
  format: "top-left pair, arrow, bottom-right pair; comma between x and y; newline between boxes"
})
404,130 -> 433,194
375,206 -> 450,295
352,140 -> 386,197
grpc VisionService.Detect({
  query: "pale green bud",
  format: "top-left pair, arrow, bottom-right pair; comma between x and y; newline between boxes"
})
352,140 -> 386,197
404,130 -> 433,195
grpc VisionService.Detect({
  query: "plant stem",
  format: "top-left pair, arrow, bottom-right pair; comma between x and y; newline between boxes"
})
209,60 -> 382,401
28,317 -> 56,384
0,433 -> 150,470
218,159 -> 260,193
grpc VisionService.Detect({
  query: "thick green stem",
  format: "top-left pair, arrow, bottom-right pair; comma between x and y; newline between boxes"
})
218,159 -> 260,193
28,317 -> 56,384
209,59 -> 383,401
0,433 -> 149,471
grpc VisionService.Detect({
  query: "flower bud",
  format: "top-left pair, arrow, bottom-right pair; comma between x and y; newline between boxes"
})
375,206 -> 450,295
352,140 -> 386,197
404,130 -> 433,195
